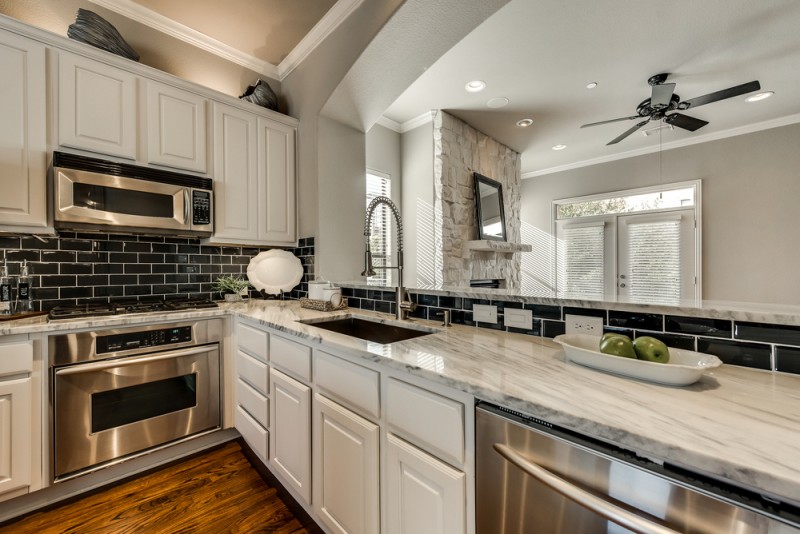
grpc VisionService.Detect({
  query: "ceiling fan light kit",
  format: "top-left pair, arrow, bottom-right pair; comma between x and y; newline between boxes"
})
581,73 -> 761,145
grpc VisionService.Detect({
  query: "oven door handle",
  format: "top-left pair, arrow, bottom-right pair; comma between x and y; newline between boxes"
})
493,443 -> 679,534
55,345 -> 214,376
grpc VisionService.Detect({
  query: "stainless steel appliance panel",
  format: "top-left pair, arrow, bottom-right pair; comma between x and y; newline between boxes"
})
53,344 -> 220,479
476,404 -> 799,534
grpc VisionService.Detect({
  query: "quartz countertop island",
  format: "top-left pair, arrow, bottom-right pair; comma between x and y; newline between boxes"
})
2,300 -> 798,506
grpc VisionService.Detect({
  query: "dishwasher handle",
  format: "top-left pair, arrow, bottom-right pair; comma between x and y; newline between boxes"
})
493,443 -> 680,534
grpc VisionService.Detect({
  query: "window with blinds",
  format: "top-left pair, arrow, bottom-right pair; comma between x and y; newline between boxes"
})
559,223 -> 604,298
366,171 -> 392,286
627,219 -> 681,303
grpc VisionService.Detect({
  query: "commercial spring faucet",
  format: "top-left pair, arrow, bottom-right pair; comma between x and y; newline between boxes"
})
362,196 -> 416,320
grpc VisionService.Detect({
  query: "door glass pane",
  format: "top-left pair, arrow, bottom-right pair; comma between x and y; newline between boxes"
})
91,374 -> 197,433
625,219 -> 681,304
74,183 -> 175,218
558,224 -> 605,298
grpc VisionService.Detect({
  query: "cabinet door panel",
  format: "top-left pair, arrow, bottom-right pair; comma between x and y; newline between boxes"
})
270,368 -> 311,504
0,377 -> 31,500
386,433 -> 465,534
59,53 -> 137,159
0,32 -> 46,228
212,103 -> 258,240
146,81 -> 207,173
314,394 -> 379,534
257,118 -> 296,243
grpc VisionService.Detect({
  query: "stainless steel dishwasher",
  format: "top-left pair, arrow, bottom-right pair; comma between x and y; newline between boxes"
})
476,402 -> 800,533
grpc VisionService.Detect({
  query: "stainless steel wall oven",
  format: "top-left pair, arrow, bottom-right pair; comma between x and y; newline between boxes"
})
48,319 -> 222,482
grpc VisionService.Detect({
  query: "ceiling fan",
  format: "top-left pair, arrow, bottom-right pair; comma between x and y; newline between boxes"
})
581,73 -> 761,145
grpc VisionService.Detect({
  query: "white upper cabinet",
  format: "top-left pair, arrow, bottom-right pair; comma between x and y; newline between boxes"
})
58,52 -> 138,160
0,31 -> 47,230
211,103 -> 259,242
257,118 -> 296,244
208,104 -> 297,247
146,80 -> 208,173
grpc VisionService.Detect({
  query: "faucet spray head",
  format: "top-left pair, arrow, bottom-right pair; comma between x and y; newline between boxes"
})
361,245 -> 377,277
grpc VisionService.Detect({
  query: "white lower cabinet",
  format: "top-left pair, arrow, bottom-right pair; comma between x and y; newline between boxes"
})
0,341 -> 33,502
270,368 -> 312,505
314,393 -> 379,534
386,433 -> 466,534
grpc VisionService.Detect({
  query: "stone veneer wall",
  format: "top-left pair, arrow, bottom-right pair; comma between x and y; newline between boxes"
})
433,111 -> 523,288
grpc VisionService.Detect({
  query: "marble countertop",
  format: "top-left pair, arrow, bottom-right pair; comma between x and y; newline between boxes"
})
2,300 -> 798,505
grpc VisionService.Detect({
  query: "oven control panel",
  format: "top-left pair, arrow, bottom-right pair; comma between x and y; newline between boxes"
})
96,326 -> 193,354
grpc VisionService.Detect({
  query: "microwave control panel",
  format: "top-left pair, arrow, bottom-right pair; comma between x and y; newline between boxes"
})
192,190 -> 212,225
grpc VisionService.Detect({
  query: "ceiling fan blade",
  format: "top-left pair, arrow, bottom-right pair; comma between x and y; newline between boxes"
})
664,113 -> 709,131
607,120 -> 650,145
581,115 -> 641,128
681,80 -> 761,109
651,83 -> 676,108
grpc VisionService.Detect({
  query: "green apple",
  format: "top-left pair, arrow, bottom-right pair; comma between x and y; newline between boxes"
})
599,335 -> 637,359
633,336 -> 670,363
601,332 -> 628,344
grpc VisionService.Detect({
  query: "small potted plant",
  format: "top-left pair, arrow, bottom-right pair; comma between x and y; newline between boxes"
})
213,275 -> 250,302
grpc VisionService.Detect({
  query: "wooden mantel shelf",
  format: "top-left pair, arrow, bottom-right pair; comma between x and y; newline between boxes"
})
465,240 -> 532,255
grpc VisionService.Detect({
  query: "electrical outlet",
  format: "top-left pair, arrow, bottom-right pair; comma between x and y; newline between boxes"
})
473,304 -> 498,324
565,314 -> 604,336
504,308 -> 532,329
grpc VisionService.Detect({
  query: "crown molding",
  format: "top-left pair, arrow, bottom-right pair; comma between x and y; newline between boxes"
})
523,113 -> 800,179
399,111 -> 435,133
277,0 -> 365,80
88,0 -> 364,81
375,116 -> 402,132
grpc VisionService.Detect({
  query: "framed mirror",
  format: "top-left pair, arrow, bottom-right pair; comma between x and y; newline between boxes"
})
473,172 -> 507,241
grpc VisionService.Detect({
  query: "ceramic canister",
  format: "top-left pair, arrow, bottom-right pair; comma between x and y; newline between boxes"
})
308,281 -> 330,300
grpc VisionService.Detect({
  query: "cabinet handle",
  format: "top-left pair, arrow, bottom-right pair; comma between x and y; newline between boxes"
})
493,443 -> 679,534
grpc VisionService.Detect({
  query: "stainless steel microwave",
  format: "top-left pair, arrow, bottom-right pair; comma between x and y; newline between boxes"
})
53,152 -> 213,237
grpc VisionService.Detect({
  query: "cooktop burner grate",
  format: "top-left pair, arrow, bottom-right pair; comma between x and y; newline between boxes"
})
47,298 -> 219,321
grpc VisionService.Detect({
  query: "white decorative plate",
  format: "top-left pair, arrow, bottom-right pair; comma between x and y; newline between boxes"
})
246,249 -> 303,295
553,334 -> 722,386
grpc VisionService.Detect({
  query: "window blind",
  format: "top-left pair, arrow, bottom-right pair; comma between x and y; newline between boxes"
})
366,172 -> 392,286
561,223 -> 604,298
627,219 -> 681,302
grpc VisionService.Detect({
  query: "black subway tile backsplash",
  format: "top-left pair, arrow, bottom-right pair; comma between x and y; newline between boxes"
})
543,320 -> 566,338
609,311 -> 662,331
640,332 -> 696,351
696,338 -> 771,370
563,306 -> 606,322
734,321 -> 800,346
774,346 -> 800,375
525,304 -> 561,320
665,315 -> 732,338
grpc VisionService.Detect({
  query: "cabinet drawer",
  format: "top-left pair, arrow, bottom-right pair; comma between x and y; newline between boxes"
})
235,406 -> 268,463
0,341 -> 32,377
237,322 -> 268,362
316,351 -> 379,419
237,378 -> 268,427
386,378 -> 465,467
270,335 -> 311,382
236,350 -> 268,395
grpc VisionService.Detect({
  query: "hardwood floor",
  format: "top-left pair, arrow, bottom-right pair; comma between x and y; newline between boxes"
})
1,441 -> 314,533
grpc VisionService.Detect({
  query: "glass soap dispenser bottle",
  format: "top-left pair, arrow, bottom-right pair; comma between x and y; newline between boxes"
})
0,255 -> 11,315
16,259 -> 32,313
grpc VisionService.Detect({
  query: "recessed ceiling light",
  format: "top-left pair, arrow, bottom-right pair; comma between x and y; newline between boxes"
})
516,118 -> 533,127
552,144 -> 567,151
745,91 -> 774,103
586,82 -> 598,89
465,80 -> 486,93
487,97 -> 509,108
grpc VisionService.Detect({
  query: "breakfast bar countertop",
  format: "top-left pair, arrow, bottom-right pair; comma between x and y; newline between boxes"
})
1,299 -> 798,506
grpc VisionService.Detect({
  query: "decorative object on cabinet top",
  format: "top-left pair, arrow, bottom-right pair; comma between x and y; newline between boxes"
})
239,79 -> 279,111
67,9 -> 140,61
247,249 -> 303,296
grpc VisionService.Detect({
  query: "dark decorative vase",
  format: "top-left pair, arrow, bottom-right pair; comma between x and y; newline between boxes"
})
67,8 -> 140,62
239,79 -> 279,111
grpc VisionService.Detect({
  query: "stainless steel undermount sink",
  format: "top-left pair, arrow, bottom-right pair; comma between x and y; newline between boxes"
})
299,316 -> 437,344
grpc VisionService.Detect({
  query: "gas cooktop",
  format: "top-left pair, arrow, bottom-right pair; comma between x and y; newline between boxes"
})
47,298 -> 219,321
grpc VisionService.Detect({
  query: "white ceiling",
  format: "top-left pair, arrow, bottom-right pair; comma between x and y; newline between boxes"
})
381,0 -> 800,177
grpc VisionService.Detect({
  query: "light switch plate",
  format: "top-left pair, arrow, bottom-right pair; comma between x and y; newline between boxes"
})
473,304 -> 498,324
504,308 -> 532,329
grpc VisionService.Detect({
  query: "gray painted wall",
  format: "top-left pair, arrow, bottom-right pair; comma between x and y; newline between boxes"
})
366,123 -> 402,205
400,121 -> 435,286
520,122 -> 800,305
